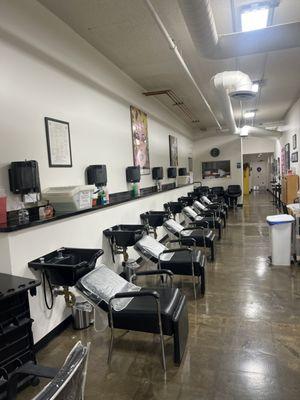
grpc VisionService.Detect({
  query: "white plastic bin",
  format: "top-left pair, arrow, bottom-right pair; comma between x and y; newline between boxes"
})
266,214 -> 294,266
42,185 -> 95,212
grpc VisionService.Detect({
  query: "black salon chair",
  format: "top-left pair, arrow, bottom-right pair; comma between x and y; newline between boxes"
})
7,341 -> 89,400
210,186 -> 225,201
201,195 -> 228,219
76,265 -> 188,371
226,185 -> 242,208
194,186 -> 210,196
178,196 -> 194,206
134,234 -> 206,298
193,200 -> 226,227
163,218 -> 216,261
164,202 -> 183,220
182,206 -> 223,239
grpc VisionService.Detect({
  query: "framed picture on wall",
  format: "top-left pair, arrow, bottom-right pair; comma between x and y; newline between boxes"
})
202,160 -> 231,179
130,106 -> 150,175
169,135 -> 178,166
285,143 -> 290,171
45,117 -> 72,167
188,157 -> 193,172
293,133 -> 297,150
291,152 -> 298,163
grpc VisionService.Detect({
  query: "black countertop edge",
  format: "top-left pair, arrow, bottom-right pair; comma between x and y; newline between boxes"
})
0,183 -> 193,233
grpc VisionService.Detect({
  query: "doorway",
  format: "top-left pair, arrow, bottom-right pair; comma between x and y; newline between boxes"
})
243,152 -> 274,192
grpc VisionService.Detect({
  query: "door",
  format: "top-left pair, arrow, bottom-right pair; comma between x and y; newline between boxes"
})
252,161 -> 267,190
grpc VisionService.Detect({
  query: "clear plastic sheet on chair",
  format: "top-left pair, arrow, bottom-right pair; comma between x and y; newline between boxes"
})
78,265 -> 141,311
135,235 -> 174,261
194,200 -> 206,211
33,341 -> 89,400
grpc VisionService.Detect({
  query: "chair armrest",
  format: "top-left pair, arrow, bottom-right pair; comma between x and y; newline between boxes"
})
113,290 -> 159,300
161,248 -> 192,253
133,269 -> 173,286
7,363 -> 59,400
135,269 -> 173,278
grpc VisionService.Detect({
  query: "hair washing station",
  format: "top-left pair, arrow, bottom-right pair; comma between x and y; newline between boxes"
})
76,265 -> 189,371
134,234 -> 206,298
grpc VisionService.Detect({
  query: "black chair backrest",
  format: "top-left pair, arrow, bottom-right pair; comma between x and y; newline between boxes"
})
34,341 -> 89,400
178,196 -> 194,206
227,185 -> 242,195
211,186 -> 224,196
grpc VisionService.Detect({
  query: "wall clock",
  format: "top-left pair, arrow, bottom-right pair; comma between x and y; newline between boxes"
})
210,148 -> 220,157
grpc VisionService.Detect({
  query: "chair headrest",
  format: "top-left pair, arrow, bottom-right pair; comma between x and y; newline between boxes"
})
135,235 -> 167,259
76,265 -> 140,311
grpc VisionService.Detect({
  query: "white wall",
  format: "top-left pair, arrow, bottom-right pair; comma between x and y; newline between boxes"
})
0,0 -> 195,343
0,0 -> 193,210
5,185 -> 192,343
193,135 -> 243,201
242,137 -> 276,155
274,97 -> 300,177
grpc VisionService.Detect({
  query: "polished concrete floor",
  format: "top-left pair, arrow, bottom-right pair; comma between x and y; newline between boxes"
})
21,192 -> 300,399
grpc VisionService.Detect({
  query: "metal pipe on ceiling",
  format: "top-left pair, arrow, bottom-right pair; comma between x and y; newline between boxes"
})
144,0 -> 222,130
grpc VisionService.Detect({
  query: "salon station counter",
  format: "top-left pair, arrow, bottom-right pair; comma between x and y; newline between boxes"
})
0,183 -> 193,344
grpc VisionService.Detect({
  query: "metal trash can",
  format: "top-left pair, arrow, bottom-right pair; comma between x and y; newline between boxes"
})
72,298 -> 93,330
123,258 -> 140,280
266,214 -> 294,266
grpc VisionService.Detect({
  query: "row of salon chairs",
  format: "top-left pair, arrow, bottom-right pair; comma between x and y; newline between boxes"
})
194,185 -> 242,208
8,189 -> 233,398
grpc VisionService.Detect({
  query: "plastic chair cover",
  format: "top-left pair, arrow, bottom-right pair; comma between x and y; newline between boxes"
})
163,219 -> 193,238
33,341 -> 89,400
194,201 -> 207,211
135,235 -> 174,261
183,206 -> 203,221
201,196 -> 212,205
77,265 -> 141,311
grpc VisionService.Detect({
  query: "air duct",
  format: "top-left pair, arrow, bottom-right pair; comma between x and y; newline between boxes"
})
212,71 -> 255,134
212,71 -> 281,138
178,0 -> 300,59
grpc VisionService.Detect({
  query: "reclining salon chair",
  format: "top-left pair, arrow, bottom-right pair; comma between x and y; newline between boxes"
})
193,200 -> 227,228
134,234 -> 206,298
182,205 -> 223,239
76,265 -> 188,371
163,218 -> 216,261
225,185 -> 242,209
201,195 -> 229,218
7,341 -> 89,400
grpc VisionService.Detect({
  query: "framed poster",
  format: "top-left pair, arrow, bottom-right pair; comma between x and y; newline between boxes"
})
293,133 -> 297,150
202,160 -> 231,179
188,157 -> 193,172
169,135 -> 178,166
281,147 -> 286,175
45,117 -> 72,167
291,152 -> 298,163
285,143 -> 290,171
130,106 -> 150,175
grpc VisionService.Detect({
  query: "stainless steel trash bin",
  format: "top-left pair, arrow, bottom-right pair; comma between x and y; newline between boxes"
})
72,299 -> 93,330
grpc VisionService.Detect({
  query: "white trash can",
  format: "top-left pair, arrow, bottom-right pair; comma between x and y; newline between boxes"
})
266,214 -> 294,266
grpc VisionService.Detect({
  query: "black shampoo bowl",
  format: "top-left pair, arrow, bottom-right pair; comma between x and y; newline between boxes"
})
28,247 -> 103,287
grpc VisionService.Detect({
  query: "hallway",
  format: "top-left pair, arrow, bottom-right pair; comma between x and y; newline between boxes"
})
22,192 -> 300,400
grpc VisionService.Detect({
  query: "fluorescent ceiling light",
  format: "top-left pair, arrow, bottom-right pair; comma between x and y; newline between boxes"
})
241,5 -> 270,32
252,83 -> 260,93
240,125 -> 250,136
244,111 -> 256,119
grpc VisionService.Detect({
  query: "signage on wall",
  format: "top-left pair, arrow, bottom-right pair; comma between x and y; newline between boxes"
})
45,117 -> 72,167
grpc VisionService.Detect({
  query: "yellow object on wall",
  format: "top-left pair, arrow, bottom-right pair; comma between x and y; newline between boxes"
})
243,164 -> 250,195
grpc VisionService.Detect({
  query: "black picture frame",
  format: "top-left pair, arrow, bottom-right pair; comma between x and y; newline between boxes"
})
293,133 -> 297,150
45,117 -> 72,168
291,152 -> 298,163
285,143 -> 290,171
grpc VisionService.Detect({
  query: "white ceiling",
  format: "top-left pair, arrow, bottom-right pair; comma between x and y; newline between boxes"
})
38,0 -> 300,135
